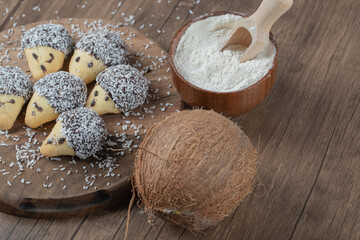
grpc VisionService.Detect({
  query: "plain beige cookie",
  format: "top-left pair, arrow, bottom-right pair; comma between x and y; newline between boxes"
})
24,46 -> 65,82
85,84 -> 121,115
40,121 -> 76,158
69,50 -> 107,84
0,95 -> 25,130
25,92 -> 59,129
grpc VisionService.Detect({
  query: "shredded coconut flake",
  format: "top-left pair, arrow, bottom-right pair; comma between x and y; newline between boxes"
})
58,107 -> 108,159
0,66 -> 32,100
34,71 -> 87,113
21,24 -> 72,56
75,29 -> 128,67
96,65 -> 148,112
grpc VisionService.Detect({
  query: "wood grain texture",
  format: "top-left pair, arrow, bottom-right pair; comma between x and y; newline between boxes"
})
0,0 -> 359,239
0,18 -> 180,218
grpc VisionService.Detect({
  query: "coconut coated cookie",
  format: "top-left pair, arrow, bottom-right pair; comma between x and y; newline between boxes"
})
69,29 -> 129,84
0,66 -> 32,130
25,71 -> 87,128
21,24 -> 72,81
41,107 -> 108,159
86,65 -> 148,115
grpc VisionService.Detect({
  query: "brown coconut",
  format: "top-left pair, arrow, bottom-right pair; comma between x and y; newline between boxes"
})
133,109 -> 257,231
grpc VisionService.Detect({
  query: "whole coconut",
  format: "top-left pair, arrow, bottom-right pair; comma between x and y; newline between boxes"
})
133,110 -> 257,231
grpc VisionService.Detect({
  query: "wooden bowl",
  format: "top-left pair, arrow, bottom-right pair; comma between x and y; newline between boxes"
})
169,11 -> 279,117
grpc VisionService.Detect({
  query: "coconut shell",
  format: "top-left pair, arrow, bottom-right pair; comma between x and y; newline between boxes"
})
133,109 -> 257,231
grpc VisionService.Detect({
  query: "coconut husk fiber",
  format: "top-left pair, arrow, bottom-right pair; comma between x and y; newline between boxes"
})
133,109 -> 257,231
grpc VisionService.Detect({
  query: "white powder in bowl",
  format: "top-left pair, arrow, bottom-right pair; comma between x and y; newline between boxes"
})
174,14 -> 276,92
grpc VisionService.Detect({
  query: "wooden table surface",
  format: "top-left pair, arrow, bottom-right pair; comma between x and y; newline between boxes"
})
0,0 -> 359,239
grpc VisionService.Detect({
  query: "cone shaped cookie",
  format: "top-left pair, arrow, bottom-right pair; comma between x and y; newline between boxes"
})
25,71 -> 87,128
25,92 -> 58,128
69,29 -> 128,84
40,121 -> 76,157
0,66 -> 32,130
69,50 -> 107,85
86,65 -> 148,116
21,24 -> 72,81
24,47 -> 66,82
86,84 -> 120,115
41,107 -> 108,159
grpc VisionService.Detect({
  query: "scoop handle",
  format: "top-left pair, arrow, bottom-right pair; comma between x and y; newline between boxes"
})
251,0 -> 293,33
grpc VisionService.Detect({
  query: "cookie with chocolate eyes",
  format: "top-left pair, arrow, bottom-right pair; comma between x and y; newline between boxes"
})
21,24 -> 72,81
0,66 -> 33,130
69,29 -> 129,84
86,65 -> 148,115
25,71 -> 87,129
40,107 -> 108,159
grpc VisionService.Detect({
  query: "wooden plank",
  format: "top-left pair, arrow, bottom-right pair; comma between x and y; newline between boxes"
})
292,93 -> 360,240
221,1 -> 360,240
290,1 -> 360,238
5,218 -> 85,240
0,0 -> 23,32
0,0 -> 123,31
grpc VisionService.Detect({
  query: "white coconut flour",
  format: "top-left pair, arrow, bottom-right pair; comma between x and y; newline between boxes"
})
175,14 -> 276,92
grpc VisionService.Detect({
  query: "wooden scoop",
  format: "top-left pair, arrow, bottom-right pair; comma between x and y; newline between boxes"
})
220,0 -> 293,62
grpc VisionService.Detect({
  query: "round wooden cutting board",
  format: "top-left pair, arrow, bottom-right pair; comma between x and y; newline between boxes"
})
0,18 -> 181,218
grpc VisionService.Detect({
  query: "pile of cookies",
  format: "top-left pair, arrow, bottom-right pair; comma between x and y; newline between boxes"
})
0,23 -> 149,160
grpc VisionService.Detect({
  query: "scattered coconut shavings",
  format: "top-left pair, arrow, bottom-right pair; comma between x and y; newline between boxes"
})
58,107 -> 108,159
75,29 -> 128,67
32,6 -> 41,12
34,71 -> 87,113
15,141 -> 43,170
96,65 -> 148,112
21,24 -> 72,56
0,66 -> 33,100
